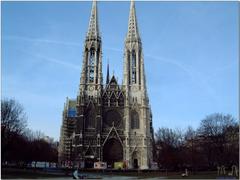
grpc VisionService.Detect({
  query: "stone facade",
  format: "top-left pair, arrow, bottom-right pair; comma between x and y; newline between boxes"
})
58,0 -> 154,169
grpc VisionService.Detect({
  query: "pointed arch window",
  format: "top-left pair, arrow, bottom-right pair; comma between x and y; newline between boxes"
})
132,50 -> 137,84
89,48 -> 95,83
118,93 -> 124,107
103,93 -> 109,107
110,94 -> 117,106
127,50 -> 131,84
138,50 -> 141,85
131,110 -> 139,129
85,103 -> 96,128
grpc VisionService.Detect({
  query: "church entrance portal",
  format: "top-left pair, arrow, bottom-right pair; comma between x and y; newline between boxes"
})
103,138 -> 123,168
133,159 -> 138,169
85,158 -> 95,168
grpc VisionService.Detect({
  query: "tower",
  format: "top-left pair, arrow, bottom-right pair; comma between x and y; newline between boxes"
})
59,0 -> 153,169
74,0 -> 103,167
79,0 -> 103,96
123,0 -> 153,169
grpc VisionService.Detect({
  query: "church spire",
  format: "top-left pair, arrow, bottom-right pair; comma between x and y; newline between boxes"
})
126,0 -> 141,42
123,0 -> 145,90
79,0 -> 102,94
87,0 -> 100,39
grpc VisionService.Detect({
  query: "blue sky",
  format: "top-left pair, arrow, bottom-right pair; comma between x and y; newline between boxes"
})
2,1 -> 239,140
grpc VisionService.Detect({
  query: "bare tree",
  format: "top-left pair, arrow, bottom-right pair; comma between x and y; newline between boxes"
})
185,126 -> 196,141
197,113 -> 238,168
1,99 -> 27,162
24,129 -> 45,141
198,113 -> 236,137
155,127 -> 185,170
1,98 -> 27,135
1,98 -> 58,166
155,127 -> 184,148
183,126 -> 201,172
154,114 -> 238,171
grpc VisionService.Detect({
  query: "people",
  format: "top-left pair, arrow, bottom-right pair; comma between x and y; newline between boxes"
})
181,168 -> 188,177
72,169 -> 79,179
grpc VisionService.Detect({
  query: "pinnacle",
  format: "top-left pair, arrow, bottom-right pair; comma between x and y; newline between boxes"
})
126,0 -> 141,42
87,0 -> 100,39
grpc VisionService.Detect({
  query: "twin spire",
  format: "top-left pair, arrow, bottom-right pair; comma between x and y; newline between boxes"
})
87,0 -> 140,41
86,0 -> 142,87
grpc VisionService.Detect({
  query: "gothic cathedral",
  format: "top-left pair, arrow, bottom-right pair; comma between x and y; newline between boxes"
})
59,0 -> 154,169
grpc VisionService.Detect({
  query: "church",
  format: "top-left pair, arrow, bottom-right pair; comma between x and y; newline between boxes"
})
59,0 -> 154,169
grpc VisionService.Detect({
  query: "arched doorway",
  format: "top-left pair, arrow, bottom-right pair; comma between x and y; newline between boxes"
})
84,148 -> 96,168
132,151 -> 139,169
103,138 -> 123,168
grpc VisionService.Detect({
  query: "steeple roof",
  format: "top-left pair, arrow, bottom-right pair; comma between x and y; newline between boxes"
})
109,75 -> 118,85
87,0 -> 100,39
126,0 -> 141,42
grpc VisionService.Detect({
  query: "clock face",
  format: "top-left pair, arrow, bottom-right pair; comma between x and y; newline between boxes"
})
104,110 -> 122,128
88,86 -> 94,91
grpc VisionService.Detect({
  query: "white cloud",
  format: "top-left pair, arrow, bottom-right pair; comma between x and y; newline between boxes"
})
3,35 -> 81,47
